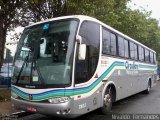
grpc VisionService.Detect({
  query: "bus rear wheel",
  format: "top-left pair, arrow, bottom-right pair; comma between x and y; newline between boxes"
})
101,87 -> 113,114
144,80 -> 151,94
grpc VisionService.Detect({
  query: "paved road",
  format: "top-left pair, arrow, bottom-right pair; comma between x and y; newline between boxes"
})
19,80 -> 160,120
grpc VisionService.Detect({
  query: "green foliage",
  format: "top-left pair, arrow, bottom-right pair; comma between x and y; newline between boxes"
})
116,8 -> 160,59
19,0 -> 67,24
116,9 -> 149,42
66,0 -> 130,27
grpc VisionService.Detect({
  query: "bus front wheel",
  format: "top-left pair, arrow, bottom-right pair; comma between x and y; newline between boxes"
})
101,86 -> 113,114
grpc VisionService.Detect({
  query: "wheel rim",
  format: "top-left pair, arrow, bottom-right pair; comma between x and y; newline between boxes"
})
104,94 -> 111,108
148,84 -> 151,92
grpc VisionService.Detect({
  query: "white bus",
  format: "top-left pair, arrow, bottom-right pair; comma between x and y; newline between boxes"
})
11,15 -> 157,118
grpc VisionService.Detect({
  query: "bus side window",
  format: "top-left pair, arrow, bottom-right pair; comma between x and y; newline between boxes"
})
102,28 -> 117,56
145,49 -> 150,63
134,44 -> 138,60
102,28 -> 110,54
118,36 -> 125,57
130,42 -> 134,59
110,33 -> 117,56
150,51 -> 154,64
138,46 -> 145,61
124,39 -> 129,58
130,42 -> 138,60
154,53 -> 157,64
75,21 -> 100,84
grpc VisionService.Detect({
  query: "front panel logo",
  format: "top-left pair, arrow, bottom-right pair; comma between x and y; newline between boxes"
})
29,94 -> 33,100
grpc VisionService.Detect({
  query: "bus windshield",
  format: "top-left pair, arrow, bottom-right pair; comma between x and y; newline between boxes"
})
13,19 -> 79,88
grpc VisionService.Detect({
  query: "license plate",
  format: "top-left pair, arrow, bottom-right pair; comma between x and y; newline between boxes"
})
26,106 -> 37,112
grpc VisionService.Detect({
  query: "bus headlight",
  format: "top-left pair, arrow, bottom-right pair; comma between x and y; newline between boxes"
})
11,92 -> 18,99
48,97 -> 70,104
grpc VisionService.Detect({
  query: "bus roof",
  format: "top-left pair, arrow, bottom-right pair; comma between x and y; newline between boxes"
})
26,15 -> 156,53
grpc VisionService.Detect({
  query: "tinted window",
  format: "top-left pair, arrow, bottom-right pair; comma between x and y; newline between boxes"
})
134,44 -> 138,60
145,49 -> 150,63
130,42 -> 134,59
124,39 -> 129,58
102,28 -> 117,56
13,20 -> 78,87
154,53 -> 156,64
130,42 -> 138,60
138,46 -> 144,61
117,37 -> 128,58
118,36 -> 125,57
75,21 -> 100,84
80,21 -> 99,48
141,47 -> 145,61
110,33 -> 117,55
102,29 -> 110,54
150,51 -> 154,64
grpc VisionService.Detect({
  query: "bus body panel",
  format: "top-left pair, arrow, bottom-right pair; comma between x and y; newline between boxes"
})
11,56 -> 157,117
11,15 -> 157,118
99,56 -> 156,101
11,97 -> 77,118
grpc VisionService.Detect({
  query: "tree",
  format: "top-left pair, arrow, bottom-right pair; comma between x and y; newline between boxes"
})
0,0 -> 23,68
66,0 -> 130,27
145,18 -> 160,60
116,8 -> 160,58
16,0 -> 68,26
18,0 -> 130,27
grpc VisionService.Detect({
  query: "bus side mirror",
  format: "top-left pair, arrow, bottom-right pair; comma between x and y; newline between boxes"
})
76,35 -> 86,60
78,44 -> 86,60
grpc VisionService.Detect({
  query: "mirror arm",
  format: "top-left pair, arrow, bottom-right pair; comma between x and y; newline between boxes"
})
76,35 -> 82,44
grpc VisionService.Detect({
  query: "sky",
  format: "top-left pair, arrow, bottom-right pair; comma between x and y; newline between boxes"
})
128,0 -> 160,21
6,27 -> 24,56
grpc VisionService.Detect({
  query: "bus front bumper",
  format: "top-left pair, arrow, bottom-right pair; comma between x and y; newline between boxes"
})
11,97 -> 78,118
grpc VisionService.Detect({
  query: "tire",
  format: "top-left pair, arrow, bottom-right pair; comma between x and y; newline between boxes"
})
144,80 -> 151,94
101,87 -> 113,114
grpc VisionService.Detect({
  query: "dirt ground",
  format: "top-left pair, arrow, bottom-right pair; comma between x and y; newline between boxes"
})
0,88 -> 19,115
0,101 -> 18,115
0,88 -> 11,101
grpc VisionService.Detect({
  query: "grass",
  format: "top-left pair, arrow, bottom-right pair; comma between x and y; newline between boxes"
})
0,88 -> 11,102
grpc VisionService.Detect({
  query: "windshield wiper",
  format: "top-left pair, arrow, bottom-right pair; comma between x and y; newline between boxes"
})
16,51 -> 30,84
16,48 -> 45,85
30,59 -> 45,85
30,40 -> 46,85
